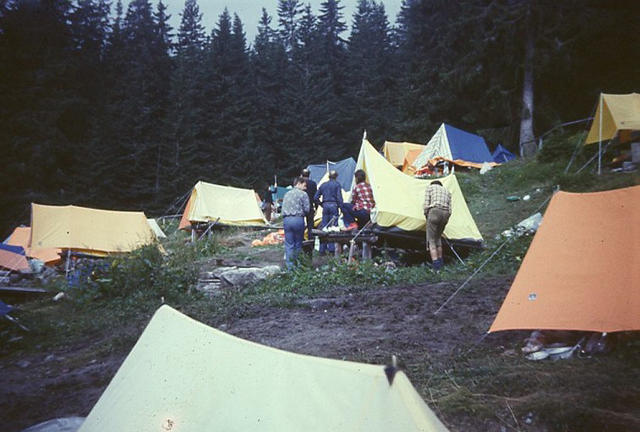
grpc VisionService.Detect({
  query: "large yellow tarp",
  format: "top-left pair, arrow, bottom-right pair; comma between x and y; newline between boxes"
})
490,186 -> 640,333
382,141 -> 426,167
179,181 -> 266,229
30,204 -> 156,255
6,226 -> 61,264
357,140 -> 483,242
585,93 -> 640,144
80,306 -> 448,432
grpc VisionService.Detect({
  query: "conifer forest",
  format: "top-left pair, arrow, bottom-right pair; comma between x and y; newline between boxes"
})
0,0 -> 638,235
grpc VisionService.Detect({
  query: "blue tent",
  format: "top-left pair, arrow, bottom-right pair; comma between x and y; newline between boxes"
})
306,157 -> 356,191
492,144 -> 516,163
413,123 -> 493,169
274,186 -> 291,201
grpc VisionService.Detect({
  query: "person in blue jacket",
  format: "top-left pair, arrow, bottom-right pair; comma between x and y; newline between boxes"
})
313,170 -> 343,255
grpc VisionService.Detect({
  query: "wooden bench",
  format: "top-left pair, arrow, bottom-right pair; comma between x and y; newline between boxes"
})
311,229 -> 377,260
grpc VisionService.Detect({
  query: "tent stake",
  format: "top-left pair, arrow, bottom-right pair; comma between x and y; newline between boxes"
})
434,237 -> 511,315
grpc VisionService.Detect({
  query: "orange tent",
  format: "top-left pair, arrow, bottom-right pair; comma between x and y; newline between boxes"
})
6,226 -> 61,265
0,247 -> 29,271
490,185 -> 640,333
401,148 -> 423,175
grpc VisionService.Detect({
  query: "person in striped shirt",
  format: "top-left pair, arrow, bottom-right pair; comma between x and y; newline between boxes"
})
341,169 -> 375,231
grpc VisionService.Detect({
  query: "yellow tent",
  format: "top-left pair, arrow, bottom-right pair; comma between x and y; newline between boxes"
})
79,306 -> 449,432
382,141 -> 426,168
585,93 -> 640,145
357,139 -> 483,243
30,204 -> 156,255
179,181 -> 266,229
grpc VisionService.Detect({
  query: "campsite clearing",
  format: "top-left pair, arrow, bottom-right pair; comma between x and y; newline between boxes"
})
1,145 -> 639,432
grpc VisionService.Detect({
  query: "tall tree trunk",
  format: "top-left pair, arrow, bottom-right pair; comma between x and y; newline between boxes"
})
519,2 -> 536,158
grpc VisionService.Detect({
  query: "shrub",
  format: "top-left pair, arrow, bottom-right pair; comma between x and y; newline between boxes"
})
69,242 -> 204,304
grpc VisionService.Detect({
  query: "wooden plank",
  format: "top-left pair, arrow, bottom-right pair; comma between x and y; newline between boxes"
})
0,286 -> 47,294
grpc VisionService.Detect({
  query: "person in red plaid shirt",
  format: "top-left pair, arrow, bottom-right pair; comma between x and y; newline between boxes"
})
341,169 -> 375,231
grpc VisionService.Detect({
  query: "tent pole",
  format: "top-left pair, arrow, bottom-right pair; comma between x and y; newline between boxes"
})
65,248 -> 71,279
577,140 -> 612,174
444,238 -> 466,266
598,94 -> 603,175
198,218 -> 220,241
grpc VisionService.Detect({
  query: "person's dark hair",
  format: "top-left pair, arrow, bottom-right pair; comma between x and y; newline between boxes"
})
294,176 -> 306,186
301,168 -> 310,178
354,169 -> 366,183
329,170 -> 338,179
431,180 -> 443,186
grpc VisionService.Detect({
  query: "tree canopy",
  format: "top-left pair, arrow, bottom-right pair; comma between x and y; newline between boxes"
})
0,0 -> 638,235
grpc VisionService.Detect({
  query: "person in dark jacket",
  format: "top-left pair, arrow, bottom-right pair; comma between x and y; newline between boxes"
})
301,169 -> 317,240
313,170 -> 343,255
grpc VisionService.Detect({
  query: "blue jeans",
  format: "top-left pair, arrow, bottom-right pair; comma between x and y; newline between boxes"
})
341,203 -> 370,227
319,202 -> 339,254
284,216 -> 305,269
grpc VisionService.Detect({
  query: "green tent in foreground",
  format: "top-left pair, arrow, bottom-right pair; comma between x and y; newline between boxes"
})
80,306 -> 448,432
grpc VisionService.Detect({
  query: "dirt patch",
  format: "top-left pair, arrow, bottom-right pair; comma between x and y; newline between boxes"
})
219,279 -> 510,363
2,275 -> 639,432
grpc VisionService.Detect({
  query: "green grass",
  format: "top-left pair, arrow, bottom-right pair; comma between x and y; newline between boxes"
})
419,340 -> 640,430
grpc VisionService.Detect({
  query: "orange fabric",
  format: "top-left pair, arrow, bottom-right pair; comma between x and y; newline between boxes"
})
0,248 -> 29,271
401,149 -> 423,174
415,156 -> 499,174
490,186 -> 640,333
179,194 -> 194,230
251,230 -> 285,247
6,226 -> 61,264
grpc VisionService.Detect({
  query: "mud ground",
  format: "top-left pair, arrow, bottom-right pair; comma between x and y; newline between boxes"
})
2,272 -> 515,431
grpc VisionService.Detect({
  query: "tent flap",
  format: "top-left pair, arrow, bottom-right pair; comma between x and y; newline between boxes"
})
382,141 -> 426,167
